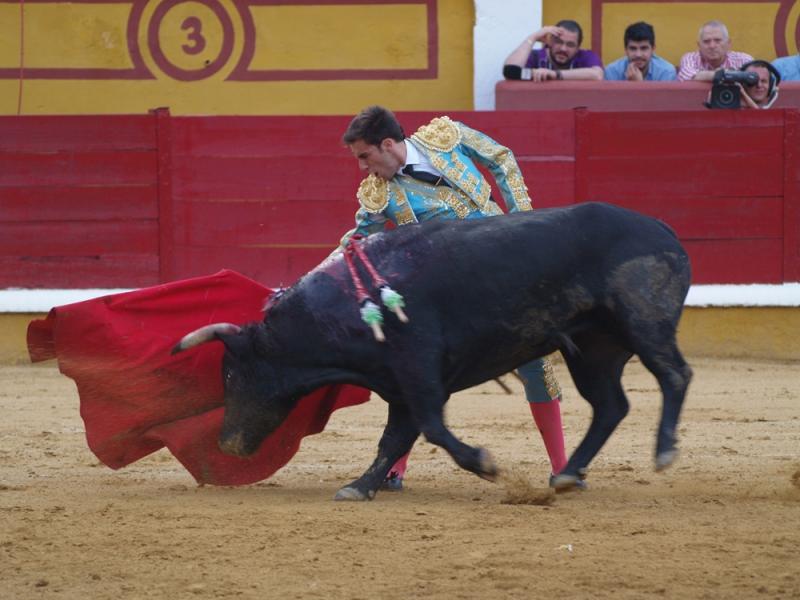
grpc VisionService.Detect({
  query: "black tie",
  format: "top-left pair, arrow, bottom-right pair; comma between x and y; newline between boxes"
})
402,164 -> 450,187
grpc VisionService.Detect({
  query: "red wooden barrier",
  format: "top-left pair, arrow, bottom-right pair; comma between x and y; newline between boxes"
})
1,109 -> 798,288
496,81 -> 800,111
784,109 -> 800,282
166,111 -> 577,284
0,114 -> 161,288
575,110 -> 789,284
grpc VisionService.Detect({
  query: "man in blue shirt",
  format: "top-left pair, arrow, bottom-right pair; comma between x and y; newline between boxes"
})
605,22 -> 677,81
772,54 -> 800,81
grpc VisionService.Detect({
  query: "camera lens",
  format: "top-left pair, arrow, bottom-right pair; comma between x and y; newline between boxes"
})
720,89 -> 735,103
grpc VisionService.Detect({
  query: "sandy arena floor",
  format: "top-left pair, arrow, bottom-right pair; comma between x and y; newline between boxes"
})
1,356 -> 799,599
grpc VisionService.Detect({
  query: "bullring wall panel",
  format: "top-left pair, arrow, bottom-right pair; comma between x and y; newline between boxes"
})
0,114 -> 161,288
1,109 -> 797,288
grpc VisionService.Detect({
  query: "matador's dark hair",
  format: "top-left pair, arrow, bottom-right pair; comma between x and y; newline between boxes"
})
342,105 -> 405,146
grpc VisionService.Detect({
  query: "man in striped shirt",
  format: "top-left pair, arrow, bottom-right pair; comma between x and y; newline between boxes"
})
677,20 -> 753,81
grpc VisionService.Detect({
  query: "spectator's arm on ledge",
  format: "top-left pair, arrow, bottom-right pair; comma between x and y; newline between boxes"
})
691,70 -> 718,81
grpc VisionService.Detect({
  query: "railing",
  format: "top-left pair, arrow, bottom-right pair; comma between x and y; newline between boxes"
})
495,81 -> 800,111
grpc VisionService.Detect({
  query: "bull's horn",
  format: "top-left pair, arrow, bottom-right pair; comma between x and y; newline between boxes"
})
171,323 -> 242,354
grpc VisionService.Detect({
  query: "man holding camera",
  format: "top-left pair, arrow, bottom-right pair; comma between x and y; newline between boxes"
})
677,20 -> 753,81
704,60 -> 780,109
738,61 -> 781,109
503,20 -> 603,82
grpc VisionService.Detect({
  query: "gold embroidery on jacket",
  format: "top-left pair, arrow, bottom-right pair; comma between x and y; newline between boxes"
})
461,126 -> 532,211
460,126 -> 502,160
391,183 -> 417,225
542,356 -> 562,400
436,188 -> 471,219
411,116 -> 461,152
482,200 -> 503,216
357,175 -> 389,213
425,152 -> 489,210
499,154 -> 532,210
450,153 -> 484,202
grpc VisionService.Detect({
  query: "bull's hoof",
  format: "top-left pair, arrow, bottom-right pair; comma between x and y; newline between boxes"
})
477,448 -> 499,482
550,473 -> 587,492
655,448 -> 679,472
333,486 -> 375,502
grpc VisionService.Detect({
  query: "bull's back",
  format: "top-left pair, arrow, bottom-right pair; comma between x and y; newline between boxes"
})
373,202 -> 688,315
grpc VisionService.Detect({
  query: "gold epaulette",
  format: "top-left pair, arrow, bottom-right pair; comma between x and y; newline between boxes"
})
357,174 -> 389,213
411,116 -> 461,153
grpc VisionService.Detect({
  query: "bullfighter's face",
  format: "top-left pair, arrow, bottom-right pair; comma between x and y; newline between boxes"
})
348,138 -> 404,181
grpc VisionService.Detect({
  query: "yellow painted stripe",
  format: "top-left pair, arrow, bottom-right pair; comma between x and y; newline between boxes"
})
24,3 -> 133,69
249,4 -> 429,70
0,5 -> 21,69
5,308 -> 800,363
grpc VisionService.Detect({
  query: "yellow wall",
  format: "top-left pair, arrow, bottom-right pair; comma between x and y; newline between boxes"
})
4,309 -> 799,364
544,0 -> 800,66
0,0 -> 474,115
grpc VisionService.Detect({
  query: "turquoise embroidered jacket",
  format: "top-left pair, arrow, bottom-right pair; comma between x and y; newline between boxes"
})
340,116 -> 532,247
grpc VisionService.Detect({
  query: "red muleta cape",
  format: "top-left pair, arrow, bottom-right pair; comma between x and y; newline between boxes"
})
26,270 -> 370,486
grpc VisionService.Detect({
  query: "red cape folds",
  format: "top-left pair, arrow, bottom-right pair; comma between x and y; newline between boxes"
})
26,270 -> 370,486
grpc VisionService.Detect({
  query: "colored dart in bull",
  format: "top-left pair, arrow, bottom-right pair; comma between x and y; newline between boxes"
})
379,285 -> 409,323
359,299 -> 385,342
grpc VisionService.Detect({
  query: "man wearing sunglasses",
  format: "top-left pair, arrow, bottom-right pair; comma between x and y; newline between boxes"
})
504,20 -> 603,82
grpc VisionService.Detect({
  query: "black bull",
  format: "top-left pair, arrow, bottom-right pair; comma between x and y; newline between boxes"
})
174,202 -> 693,500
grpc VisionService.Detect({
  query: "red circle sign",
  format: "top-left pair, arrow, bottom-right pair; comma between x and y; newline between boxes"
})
147,0 -> 235,81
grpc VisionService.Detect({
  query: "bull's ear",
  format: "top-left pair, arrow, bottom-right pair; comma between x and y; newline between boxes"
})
171,323 -> 242,354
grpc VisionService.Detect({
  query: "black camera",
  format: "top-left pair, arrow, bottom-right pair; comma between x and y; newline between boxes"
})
707,70 -> 759,109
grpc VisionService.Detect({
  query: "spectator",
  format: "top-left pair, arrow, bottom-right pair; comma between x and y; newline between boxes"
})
504,20 -> 603,82
772,53 -> 800,81
739,60 -> 781,109
605,22 -> 677,81
677,20 -> 753,81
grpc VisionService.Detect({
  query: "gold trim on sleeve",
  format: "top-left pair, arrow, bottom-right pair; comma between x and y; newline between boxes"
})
461,125 -> 532,211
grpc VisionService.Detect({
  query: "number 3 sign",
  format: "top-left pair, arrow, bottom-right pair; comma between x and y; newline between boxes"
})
146,0 -> 235,80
